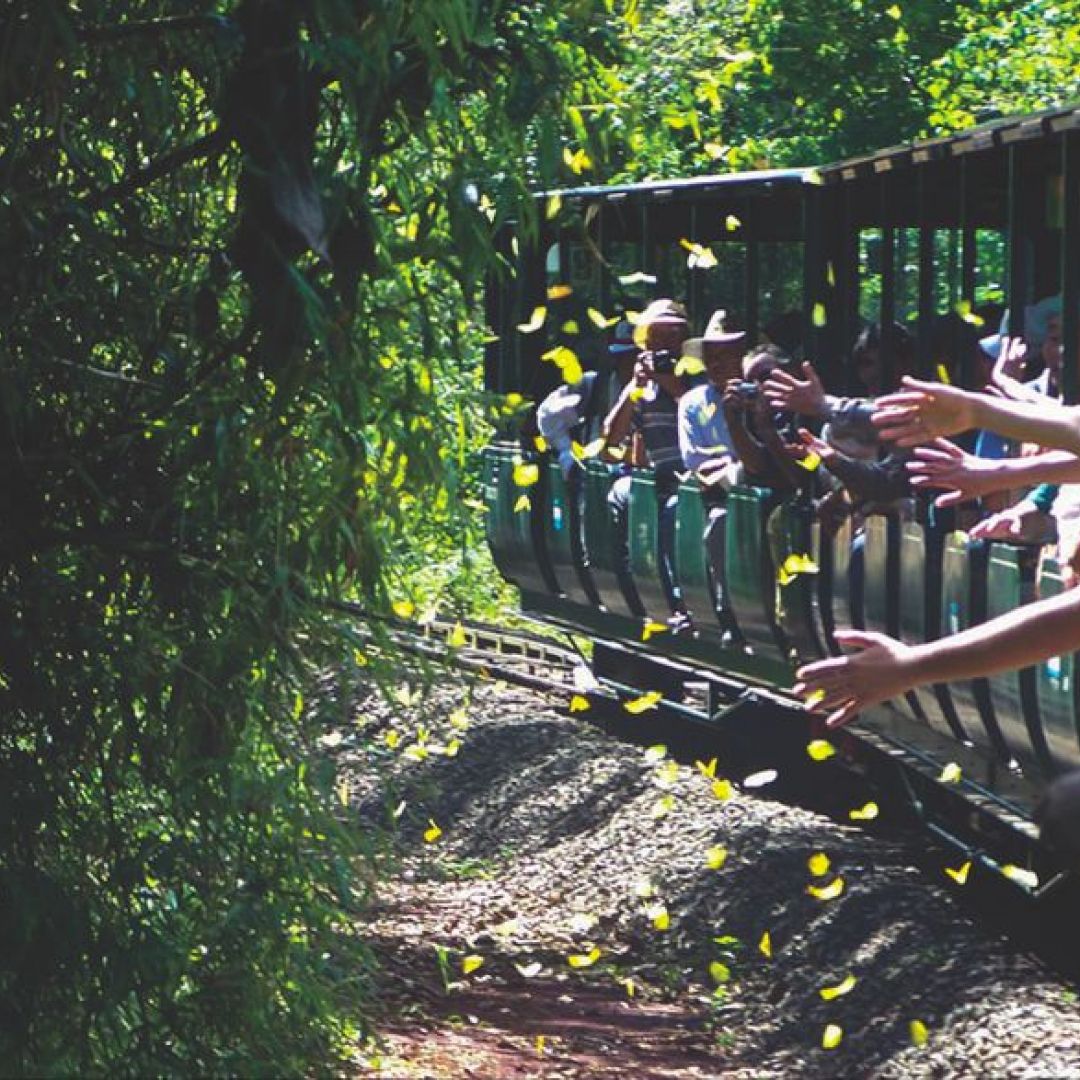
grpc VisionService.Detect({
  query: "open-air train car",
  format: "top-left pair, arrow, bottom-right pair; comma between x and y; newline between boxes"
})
480,104 -> 1080,867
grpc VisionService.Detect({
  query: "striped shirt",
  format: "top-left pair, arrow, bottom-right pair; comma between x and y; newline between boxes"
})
633,384 -> 683,472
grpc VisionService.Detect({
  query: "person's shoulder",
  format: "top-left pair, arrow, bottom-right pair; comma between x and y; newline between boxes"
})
679,383 -> 709,411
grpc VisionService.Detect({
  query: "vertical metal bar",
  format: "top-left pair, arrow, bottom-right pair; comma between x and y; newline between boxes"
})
880,171 -> 897,393
641,202 -> 652,283
840,179 -> 859,363
802,181 -> 824,376
960,154 -> 979,390
598,203 -> 611,320
689,201 -> 704,328
745,196 -> 760,340
1062,130 -> 1080,404
1007,144 -> 1028,341
918,169 -> 935,381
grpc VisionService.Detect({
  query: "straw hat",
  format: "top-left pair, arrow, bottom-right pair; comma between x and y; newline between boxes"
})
632,298 -> 689,347
682,309 -> 747,359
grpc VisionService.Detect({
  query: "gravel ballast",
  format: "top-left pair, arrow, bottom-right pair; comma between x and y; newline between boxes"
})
329,671 -> 1080,1078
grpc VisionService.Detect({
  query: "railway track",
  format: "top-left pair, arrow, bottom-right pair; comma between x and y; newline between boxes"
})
329,601 -> 1079,916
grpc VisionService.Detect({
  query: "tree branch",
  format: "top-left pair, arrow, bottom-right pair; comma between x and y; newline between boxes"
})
87,128 -> 230,209
75,15 -> 232,44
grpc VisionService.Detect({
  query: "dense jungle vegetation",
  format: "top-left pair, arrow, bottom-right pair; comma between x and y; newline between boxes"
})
1,0 -> 1078,1072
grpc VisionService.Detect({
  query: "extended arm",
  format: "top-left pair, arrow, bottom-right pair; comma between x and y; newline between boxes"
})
794,587 -> 1080,728
602,380 -> 638,447
907,440 -> 1080,507
874,377 -> 1080,453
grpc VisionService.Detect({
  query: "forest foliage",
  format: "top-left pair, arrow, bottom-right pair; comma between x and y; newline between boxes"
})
1,0 -> 1078,1072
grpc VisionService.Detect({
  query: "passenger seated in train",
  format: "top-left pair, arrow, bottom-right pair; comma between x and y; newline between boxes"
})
762,322 -> 915,454
603,298 -> 693,630
676,310 -> 746,637
535,317 -> 643,611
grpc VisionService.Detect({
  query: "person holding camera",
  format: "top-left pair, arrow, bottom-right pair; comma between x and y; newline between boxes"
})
602,298 -> 692,630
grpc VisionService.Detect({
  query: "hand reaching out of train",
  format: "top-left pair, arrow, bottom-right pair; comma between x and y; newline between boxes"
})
794,630 -> 920,729
968,498 -> 1056,544
876,378 -> 1080,455
762,361 -> 827,417
785,428 -> 837,466
872,377 -> 981,446
1057,510 -> 1080,590
907,438 -> 1007,506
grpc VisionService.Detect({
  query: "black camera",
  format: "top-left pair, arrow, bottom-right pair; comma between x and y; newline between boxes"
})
651,349 -> 677,374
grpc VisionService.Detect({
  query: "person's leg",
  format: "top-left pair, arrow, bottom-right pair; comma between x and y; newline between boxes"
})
607,472 -> 646,617
704,501 -> 742,640
567,468 -> 600,605
655,472 -> 689,626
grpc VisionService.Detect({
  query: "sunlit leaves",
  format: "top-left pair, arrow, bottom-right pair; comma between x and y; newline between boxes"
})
546,193 -> 563,220
514,494 -> 531,513
696,757 -> 718,779
515,962 -> 543,978
796,450 -> 822,472
758,931 -> 772,958
812,303 -> 827,328
821,1024 -> 844,1050
910,1019 -> 929,1046
392,599 -> 416,619
447,622 -> 467,648
461,955 -> 484,975
423,820 -> 443,843
808,852 -> 830,877
848,802 -> 879,821
569,694 -> 591,713
547,283 -> 573,300
641,620 -> 668,642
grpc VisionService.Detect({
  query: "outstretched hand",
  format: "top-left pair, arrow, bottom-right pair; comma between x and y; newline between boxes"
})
763,361 -> 827,417
906,437 -> 1004,507
872,377 -> 980,446
968,499 -> 1054,544
793,630 -> 919,729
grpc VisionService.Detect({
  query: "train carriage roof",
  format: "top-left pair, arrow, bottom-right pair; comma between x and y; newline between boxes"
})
819,100 -> 1080,182
538,168 -> 809,203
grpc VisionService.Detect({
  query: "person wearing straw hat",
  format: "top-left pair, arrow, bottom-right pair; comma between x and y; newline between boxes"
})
603,298 -> 692,630
677,309 -> 746,638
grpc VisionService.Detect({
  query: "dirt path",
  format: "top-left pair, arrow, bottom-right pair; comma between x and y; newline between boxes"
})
329,674 -> 1080,1078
